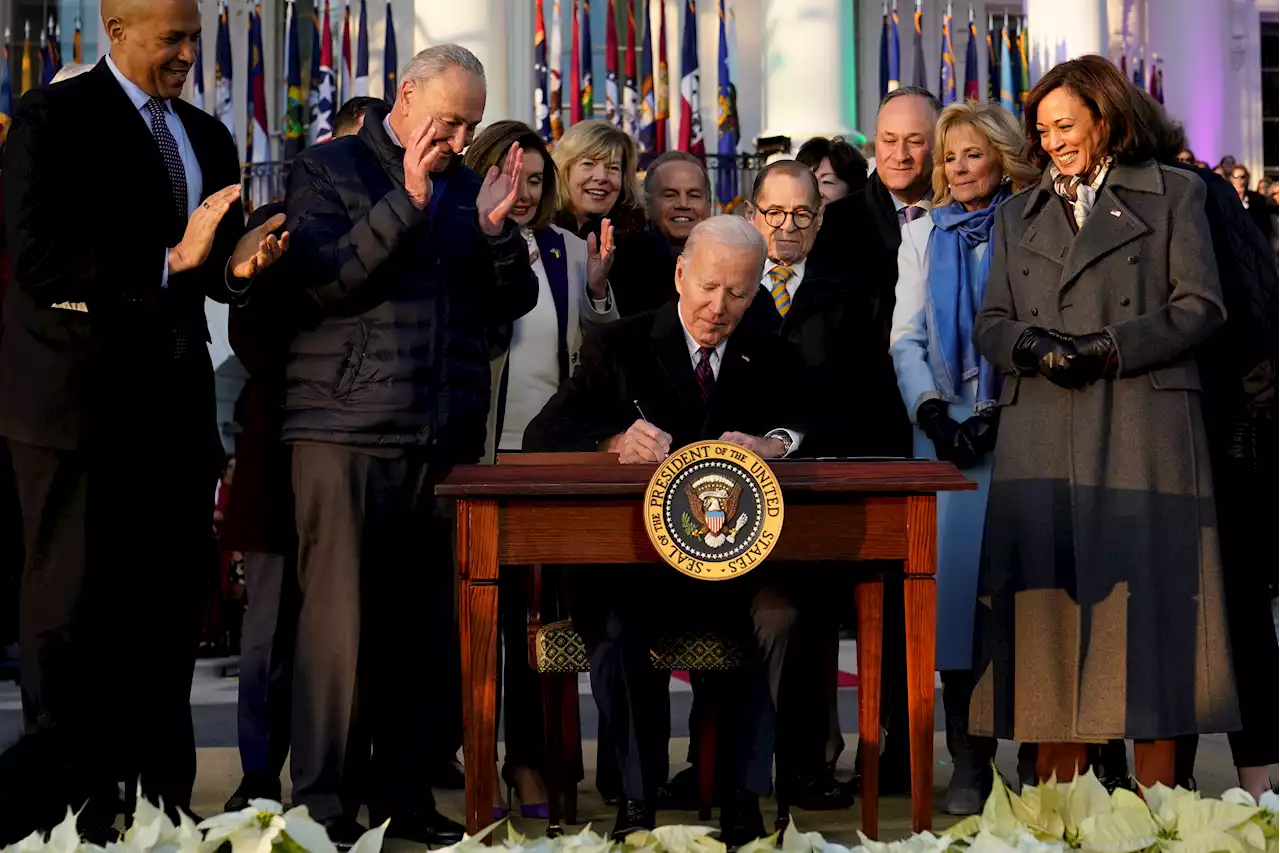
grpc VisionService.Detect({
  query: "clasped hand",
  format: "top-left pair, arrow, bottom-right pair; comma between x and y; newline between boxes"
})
1013,327 -> 1115,389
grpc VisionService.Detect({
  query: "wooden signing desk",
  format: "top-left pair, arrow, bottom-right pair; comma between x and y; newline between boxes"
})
437,459 -> 975,839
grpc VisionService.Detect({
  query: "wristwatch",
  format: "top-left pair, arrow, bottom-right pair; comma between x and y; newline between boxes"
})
765,429 -> 794,457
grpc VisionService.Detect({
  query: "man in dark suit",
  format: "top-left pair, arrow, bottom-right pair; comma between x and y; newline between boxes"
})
0,0 -> 286,833
525,215 -> 806,845
803,87 -> 941,794
283,44 -> 536,846
809,86 -> 941,344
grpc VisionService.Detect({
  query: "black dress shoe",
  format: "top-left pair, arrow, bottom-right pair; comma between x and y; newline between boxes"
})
377,810 -> 465,847
657,767 -> 704,810
777,774 -> 855,811
430,757 -> 467,790
317,816 -> 369,850
611,797 -> 655,841
719,792 -> 766,849
224,774 -> 282,812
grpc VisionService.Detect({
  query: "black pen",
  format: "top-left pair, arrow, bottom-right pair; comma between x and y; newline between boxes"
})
633,400 -> 650,423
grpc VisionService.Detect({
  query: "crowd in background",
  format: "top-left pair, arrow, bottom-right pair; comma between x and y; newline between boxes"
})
0,0 -> 1276,848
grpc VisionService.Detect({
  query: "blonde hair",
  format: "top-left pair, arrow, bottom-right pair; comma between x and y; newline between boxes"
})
551,120 -> 643,216
931,102 -> 1040,205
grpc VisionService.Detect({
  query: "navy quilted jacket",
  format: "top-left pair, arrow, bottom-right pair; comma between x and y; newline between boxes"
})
282,106 -> 537,460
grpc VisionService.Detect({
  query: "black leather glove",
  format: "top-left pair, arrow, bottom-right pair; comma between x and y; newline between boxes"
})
916,398 -> 979,468
958,412 -> 999,460
1066,331 -> 1118,386
1012,327 -> 1078,387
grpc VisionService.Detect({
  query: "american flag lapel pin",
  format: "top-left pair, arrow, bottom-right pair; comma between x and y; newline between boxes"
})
1109,210 -> 1122,217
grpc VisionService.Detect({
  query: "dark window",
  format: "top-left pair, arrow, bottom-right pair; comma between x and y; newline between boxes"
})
1264,20 -> 1278,179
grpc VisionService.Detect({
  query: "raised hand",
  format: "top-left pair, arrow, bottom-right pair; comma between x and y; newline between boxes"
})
586,218 -> 615,300
169,184 -> 242,275
478,142 -> 524,236
230,214 -> 291,280
404,117 -> 446,211
605,419 -> 672,463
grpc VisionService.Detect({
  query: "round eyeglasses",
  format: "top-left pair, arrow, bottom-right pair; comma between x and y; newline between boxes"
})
759,207 -> 817,229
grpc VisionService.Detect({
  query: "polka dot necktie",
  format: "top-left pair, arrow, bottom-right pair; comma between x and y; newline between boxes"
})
146,97 -> 189,220
768,264 -> 795,318
694,346 -> 716,404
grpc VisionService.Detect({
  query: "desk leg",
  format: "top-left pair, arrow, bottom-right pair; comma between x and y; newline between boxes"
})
854,578 -> 884,839
904,494 -> 938,833
458,500 -> 500,838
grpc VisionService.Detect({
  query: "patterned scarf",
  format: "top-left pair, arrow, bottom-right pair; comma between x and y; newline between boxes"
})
1051,155 -> 1113,230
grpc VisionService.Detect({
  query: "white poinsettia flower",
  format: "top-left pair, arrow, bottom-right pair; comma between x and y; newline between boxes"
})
780,822 -> 831,853
280,806 -> 338,853
966,829 -> 1017,853
852,830 -> 950,853
347,820 -> 388,853
197,801 -> 286,853
1222,791 -> 1259,809
1258,791 -> 1278,816
555,825 -> 612,853
732,833 -> 781,853
625,825 -> 724,853
44,808 -> 82,853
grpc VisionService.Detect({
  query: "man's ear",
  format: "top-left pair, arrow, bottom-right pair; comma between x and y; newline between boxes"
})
674,253 -> 686,297
104,16 -> 126,45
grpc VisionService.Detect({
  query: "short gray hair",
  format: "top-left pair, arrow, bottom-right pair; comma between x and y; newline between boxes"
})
682,215 -> 768,280
401,44 -> 485,88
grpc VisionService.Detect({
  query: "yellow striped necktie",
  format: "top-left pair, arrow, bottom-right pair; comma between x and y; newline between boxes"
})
768,264 -> 795,317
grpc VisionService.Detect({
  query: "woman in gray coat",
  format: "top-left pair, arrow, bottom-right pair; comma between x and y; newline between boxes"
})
970,55 -> 1240,788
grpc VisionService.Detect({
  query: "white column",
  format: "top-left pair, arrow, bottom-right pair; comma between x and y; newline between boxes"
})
412,0 -> 517,126
1150,0 -> 1261,174
1023,0 -> 1106,70
761,0 -> 853,141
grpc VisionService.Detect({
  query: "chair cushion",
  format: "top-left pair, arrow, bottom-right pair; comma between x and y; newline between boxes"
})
533,621 -> 743,674
651,632 -> 742,671
535,621 -> 592,673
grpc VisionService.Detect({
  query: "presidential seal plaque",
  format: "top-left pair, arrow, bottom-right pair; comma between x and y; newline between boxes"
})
643,440 -> 785,580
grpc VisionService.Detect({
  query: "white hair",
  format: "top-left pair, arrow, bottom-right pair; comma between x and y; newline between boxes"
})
682,215 -> 769,281
400,44 -> 485,88
51,63 -> 93,84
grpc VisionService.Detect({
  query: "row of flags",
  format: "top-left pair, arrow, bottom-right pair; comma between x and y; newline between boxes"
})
1121,52 -> 1165,105
880,1 -> 1164,116
880,2 -> 1029,115
204,0 -> 398,165
533,0 -> 741,208
0,16 -> 84,122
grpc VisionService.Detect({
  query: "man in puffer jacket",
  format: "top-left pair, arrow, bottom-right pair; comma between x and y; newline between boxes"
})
281,43 -> 536,846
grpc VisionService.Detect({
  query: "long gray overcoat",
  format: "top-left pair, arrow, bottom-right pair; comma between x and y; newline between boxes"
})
969,160 -> 1242,742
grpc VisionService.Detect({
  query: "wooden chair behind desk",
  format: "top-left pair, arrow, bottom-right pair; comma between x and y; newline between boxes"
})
495,452 -> 741,834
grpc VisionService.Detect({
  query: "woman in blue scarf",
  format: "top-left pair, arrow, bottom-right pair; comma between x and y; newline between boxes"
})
889,101 -> 1038,816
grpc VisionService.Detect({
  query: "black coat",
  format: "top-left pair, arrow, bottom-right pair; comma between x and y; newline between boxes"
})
807,171 -> 902,343
222,202 -> 297,554
0,60 -> 245,457
524,301 -> 809,452
282,104 -> 537,462
1240,190 -> 1275,243
743,266 -> 911,457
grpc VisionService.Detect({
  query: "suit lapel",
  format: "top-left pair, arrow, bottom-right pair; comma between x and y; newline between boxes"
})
534,227 -> 572,380
91,62 -> 173,231
650,303 -> 706,421
1019,193 -> 1075,270
1058,186 -> 1151,292
707,332 -> 757,434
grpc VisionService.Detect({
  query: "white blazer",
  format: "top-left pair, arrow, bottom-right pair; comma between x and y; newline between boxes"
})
484,223 -> 620,461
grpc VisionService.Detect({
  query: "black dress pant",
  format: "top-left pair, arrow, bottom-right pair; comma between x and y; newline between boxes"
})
571,566 -> 788,802
7,429 -> 213,814
290,443 -> 461,821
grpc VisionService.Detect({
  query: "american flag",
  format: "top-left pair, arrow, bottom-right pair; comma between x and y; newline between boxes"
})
313,0 -> 336,143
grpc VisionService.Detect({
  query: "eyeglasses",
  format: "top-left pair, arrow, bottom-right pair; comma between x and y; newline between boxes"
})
758,207 -> 817,229
1231,173 -> 1248,181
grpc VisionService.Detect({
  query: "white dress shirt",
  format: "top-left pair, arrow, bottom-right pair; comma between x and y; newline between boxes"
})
762,257 -> 808,302
106,56 -> 203,289
676,310 -> 801,456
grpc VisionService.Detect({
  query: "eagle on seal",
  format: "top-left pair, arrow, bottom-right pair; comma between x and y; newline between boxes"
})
685,474 -> 746,547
